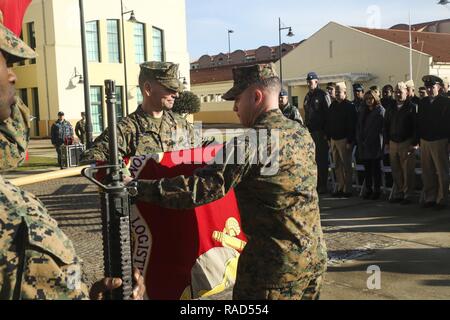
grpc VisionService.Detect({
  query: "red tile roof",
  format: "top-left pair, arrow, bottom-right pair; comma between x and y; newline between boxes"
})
191,43 -> 300,64
190,59 -> 276,85
355,27 -> 450,63
391,18 -> 450,32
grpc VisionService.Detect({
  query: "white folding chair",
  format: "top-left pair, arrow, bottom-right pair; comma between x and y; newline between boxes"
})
328,149 -> 337,193
381,152 -> 394,199
352,146 -> 366,196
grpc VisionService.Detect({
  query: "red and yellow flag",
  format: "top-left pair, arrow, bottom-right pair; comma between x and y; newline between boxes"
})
0,0 -> 32,36
129,145 -> 247,300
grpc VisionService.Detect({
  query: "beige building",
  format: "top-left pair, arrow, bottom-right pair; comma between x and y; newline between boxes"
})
13,0 -> 190,138
280,22 -> 450,114
192,21 -> 450,123
191,44 -> 299,124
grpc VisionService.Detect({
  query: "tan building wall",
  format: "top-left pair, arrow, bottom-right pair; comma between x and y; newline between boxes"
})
276,22 -> 433,111
192,21 -> 447,124
13,0 -> 189,138
191,80 -> 239,124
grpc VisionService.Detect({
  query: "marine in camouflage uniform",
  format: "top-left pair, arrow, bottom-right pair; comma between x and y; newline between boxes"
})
279,89 -> 304,125
0,97 -> 30,171
81,62 -> 212,163
133,64 -> 328,300
75,113 -> 87,145
0,16 -> 89,300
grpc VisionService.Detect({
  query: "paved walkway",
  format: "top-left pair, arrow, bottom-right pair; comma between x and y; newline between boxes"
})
20,177 -> 450,300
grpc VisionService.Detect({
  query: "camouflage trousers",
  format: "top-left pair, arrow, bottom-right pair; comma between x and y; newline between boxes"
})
232,276 -> 323,300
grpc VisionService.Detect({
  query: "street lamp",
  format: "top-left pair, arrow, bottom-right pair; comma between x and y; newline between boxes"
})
121,0 -> 138,116
227,29 -> 234,59
180,77 -> 188,87
278,18 -> 294,85
78,0 -> 93,148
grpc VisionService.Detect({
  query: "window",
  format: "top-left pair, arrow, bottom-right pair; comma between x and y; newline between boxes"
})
292,96 -> 299,108
19,89 -> 28,106
27,22 -> 36,64
90,87 -> 103,134
86,21 -> 100,62
107,20 -> 121,63
16,34 -> 26,66
134,23 -> 146,64
31,88 -> 40,136
152,27 -> 164,62
115,86 -> 124,121
136,87 -> 143,105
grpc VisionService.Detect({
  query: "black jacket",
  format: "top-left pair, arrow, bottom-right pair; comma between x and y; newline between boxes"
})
325,100 -> 357,144
356,105 -> 385,160
381,97 -> 396,113
384,99 -> 418,145
304,88 -> 331,132
417,95 -> 450,142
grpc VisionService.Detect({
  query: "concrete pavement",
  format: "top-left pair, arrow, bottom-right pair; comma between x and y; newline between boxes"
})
19,177 -> 450,300
319,196 -> 450,300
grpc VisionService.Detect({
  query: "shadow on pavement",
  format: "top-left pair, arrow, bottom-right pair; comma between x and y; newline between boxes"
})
320,196 -> 450,235
327,247 -> 450,277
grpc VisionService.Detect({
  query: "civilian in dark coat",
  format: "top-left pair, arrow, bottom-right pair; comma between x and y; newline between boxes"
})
356,90 -> 385,200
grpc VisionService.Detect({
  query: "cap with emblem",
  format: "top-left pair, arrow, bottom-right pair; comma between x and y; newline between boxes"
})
0,10 -> 36,63
139,61 -> 184,92
405,80 -> 415,89
279,89 -> 288,97
422,75 -> 443,87
335,82 -> 347,91
58,111 -> 65,116
222,63 -> 279,101
307,72 -> 319,81
396,82 -> 408,91
353,83 -> 364,92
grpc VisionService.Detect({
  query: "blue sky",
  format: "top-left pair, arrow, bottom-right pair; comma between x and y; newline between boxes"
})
186,0 -> 450,61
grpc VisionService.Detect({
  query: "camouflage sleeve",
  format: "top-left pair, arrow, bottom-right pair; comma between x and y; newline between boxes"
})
0,98 -> 31,171
0,177 -> 90,300
293,107 -> 304,126
180,117 -> 216,149
80,120 -> 132,164
137,136 -> 257,209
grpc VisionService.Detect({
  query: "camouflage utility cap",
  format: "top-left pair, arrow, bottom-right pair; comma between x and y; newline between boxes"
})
222,63 -> 279,101
0,11 -> 36,63
140,61 -> 184,92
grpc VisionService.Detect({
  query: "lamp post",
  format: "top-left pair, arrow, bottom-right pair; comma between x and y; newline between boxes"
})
278,18 -> 294,86
78,0 -> 93,148
121,0 -> 138,116
227,29 -> 234,58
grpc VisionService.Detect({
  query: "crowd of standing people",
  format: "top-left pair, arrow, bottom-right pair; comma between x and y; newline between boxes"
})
296,72 -> 450,211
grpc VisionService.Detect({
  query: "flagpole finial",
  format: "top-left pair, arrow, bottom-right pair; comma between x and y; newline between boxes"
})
0,10 -> 4,25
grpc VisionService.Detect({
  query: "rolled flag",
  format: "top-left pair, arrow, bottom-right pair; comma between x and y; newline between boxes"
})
128,145 -> 247,300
